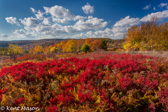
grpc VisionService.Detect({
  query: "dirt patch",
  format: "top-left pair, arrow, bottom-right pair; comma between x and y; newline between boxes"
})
125,51 -> 168,58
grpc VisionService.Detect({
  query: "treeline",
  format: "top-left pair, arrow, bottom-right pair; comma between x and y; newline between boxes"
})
0,38 -> 112,61
0,44 -> 23,60
29,38 -> 109,54
123,18 -> 168,51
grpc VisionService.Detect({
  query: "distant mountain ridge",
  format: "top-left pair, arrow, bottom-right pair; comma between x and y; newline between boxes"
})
0,38 -> 124,50
0,39 -> 66,48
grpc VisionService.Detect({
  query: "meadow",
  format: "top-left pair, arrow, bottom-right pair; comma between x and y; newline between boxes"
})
0,52 -> 168,112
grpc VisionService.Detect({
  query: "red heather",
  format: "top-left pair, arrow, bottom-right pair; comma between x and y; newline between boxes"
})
14,98 -> 25,105
119,76 -> 133,90
0,54 -> 167,111
48,105 -> 58,112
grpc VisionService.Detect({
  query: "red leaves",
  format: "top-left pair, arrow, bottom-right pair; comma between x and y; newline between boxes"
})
119,76 -> 133,90
157,87 -> 168,111
78,92 -> 92,103
57,93 -> 74,106
50,97 -> 56,104
0,54 -> 167,111
57,94 -> 64,104
158,87 -> 168,99
48,105 -> 58,112
14,97 -> 25,105
145,79 -> 158,89
0,90 -> 3,102
67,68 -> 76,75
163,73 -> 168,79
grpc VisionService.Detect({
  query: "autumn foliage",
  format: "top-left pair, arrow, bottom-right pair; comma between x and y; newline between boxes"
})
0,54 -> 167,111
48,38 -> 107,53
123,18 -> 168,51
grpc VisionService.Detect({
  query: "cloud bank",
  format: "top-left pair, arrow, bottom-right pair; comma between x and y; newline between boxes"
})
5,3 -> 168,40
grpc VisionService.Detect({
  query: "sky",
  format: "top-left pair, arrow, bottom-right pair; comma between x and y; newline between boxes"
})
0,0 -> 168,41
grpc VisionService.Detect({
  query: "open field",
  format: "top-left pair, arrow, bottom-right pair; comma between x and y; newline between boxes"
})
0,51 -> 167,112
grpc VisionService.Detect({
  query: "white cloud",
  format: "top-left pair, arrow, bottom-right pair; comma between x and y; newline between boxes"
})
72,33 -> 85,39
141,10 -> 168,22
13,29 -> 26,35
109,10 -> 168,39
6,5 -> 108,40
74,16 -> 87,21
42,18 -> 50,25
0,34 -> 12,41
58,16 -> 108,34
111,16 -> 140,38
44,5 -> 74,21
72,16 -> 107,31
86,31 -> 93,35
5,17 -> 20,26
159,3 -> 167,8
110,10 -> 168,39
30,7 -> 44,20
30,7 -> 36,13
114,16 -> 140,27
6,4 -> 168,40
19,17 -> 39,27
91,16 -> 140,39
52,17 -> 69,23
153,7 -> 156,11
143,4 -> 151,10
112,26 -> 128,34
43,5 -> 86,24
82,3 -> 94,14
0,34 -> 8,38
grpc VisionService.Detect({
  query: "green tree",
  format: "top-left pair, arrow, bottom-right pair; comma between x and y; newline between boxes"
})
81,44 -> 90,53
100,39 -> 107,50
7,44 -> 23,60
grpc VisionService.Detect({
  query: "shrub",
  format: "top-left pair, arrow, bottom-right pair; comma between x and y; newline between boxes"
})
0,54 -> 167,111
81,44 -> 90,53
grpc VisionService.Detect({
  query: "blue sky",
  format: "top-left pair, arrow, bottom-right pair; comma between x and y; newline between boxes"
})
0,0 -> 168,40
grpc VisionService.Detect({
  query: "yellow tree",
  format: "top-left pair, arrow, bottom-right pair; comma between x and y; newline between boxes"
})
140,17 -> 159,50
159,22 -> 168,50
7,44 -> 23,60
123,26 -> 141,50
63,40 -> 77,53
50,46 -> 57,53
57,41 -> 65,53
34,45 -> 43,54
75,39 -> 85,53
123,17 -> 168,51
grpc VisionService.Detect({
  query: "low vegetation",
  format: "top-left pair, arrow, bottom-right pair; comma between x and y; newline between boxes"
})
0,54 -> 168,112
